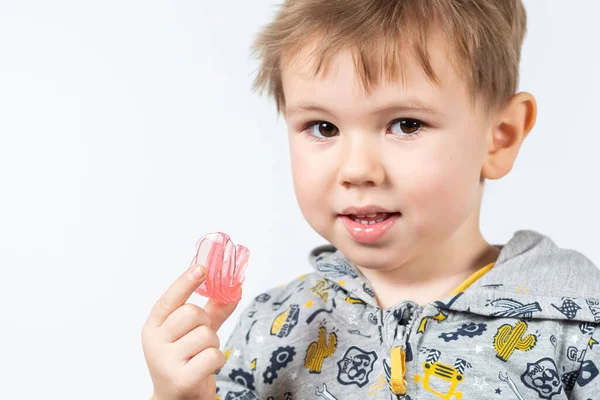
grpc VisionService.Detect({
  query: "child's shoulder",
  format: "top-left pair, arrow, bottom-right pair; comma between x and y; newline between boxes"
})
245,272 -> 325,315
486,230 -> 600,299
227,272 -> 328,343
253,270 -> 324,296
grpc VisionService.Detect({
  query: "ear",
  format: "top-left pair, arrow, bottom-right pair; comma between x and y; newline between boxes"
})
481,92 -> 537,180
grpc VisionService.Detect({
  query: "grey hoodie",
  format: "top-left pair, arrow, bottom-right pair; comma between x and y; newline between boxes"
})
215,230 -> 600,399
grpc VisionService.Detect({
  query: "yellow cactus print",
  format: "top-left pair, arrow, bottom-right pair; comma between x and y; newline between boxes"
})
305,327 -> 337,373
493,320 -> 537,361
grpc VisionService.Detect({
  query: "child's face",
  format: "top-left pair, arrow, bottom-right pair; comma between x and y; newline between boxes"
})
281,38 -> 494,271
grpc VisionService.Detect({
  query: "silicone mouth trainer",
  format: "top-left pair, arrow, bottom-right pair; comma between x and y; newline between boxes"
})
190,232 -> 250,304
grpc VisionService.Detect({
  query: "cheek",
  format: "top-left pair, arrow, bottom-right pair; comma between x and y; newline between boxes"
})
289,138 -> 332,227
290,155 -> 314,210
290,141 -> 316,197
397,138 -> 483,223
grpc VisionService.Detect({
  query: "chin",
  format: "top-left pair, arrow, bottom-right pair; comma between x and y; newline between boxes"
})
331,236 -> 407,271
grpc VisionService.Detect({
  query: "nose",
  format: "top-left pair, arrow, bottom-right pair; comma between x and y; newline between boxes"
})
337,136 -> 385,188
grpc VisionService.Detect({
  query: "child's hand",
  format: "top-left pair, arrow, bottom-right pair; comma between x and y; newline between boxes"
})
142,264 -> 239,400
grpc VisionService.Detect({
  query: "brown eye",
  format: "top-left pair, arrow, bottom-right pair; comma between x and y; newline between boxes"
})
308,121 -> 339,138
389,118 -> 423,135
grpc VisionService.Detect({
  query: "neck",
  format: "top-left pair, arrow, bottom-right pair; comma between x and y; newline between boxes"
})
355,218 -> 500,310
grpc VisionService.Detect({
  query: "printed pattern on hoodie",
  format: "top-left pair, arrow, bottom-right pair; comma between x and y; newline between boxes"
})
214,230 -> 600,399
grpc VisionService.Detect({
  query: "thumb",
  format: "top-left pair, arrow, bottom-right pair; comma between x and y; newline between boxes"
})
204,298 -> 240,331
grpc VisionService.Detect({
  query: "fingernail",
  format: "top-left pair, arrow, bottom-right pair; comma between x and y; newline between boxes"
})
190,265 -> 205,280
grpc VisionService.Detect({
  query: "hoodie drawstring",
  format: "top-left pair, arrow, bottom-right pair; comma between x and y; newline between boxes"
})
390,345 -> 407,395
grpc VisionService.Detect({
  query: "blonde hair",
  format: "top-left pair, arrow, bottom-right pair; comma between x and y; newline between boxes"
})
250,0 -> 527,115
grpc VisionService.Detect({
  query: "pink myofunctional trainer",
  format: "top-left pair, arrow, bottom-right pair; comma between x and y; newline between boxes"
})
190,232 -> 250,304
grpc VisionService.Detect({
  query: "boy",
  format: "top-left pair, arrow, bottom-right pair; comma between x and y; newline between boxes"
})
142,0 -> 600,399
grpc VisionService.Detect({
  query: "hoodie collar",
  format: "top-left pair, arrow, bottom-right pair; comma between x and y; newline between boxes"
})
309,244 -> 380,308
309,230 -> 600,323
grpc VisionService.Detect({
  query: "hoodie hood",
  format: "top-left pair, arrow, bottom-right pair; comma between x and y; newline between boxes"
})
309,230 -> 600,324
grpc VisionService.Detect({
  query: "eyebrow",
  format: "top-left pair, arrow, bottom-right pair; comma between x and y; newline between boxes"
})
285,98 -> 444,118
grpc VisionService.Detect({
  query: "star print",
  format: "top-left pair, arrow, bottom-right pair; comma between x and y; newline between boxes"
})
233,349 -> 242,358
290,371 -> 298,380
474,344 -> 483,354
348,315 -> 361,325
555,325 -> 564,336
256,335 -> 265,343
495,388 -> 502,394
571,334 -> 580,343
472,376 -> 489,390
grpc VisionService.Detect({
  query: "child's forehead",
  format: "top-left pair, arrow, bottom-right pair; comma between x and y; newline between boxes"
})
280,36 -> 468,116
285,28 -> 457,75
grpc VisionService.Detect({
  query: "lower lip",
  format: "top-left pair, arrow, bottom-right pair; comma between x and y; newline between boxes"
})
339,213 -> 401,243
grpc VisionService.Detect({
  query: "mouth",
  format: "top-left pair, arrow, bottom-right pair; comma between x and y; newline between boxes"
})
339,205 -> 401,224
342,212 -> 400,225
338,211 -> 402,243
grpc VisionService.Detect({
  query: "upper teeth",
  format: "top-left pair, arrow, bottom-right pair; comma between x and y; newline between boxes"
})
351,214 -> 387,224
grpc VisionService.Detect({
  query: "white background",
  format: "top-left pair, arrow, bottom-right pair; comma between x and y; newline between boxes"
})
0,1 -> 598,398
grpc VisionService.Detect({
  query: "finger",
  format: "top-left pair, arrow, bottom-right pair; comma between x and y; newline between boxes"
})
147,264 -> 206,328
175,325 -> 221,360
162,303 -> 211,343
203,298 -> 239,332
183,347 -> 226,383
